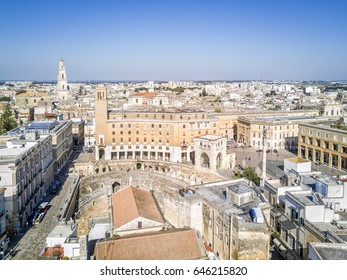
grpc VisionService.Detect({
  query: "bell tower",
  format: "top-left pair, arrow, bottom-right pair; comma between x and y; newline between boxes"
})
57,59 -> 69,100
95,85 -> 109,160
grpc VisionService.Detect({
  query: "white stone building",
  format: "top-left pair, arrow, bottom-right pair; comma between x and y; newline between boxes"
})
56,59 -> 69,100
0,188 -> 7,259
0,135 -> 53,233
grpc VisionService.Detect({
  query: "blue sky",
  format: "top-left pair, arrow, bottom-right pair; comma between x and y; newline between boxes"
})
1,0 -> 347,81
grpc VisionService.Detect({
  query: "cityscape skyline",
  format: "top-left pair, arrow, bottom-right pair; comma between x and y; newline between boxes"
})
1,0 -> 347,81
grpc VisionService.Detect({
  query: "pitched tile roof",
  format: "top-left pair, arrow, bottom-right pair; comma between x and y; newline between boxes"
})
112,186 -> 164,228
130,92 -> 157,98
94,229 -> 205,260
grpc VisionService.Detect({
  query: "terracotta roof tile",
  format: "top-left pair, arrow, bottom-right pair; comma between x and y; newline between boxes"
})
95,229 -> 205,260
112,187 -> 164,228
130,92 -> 157,98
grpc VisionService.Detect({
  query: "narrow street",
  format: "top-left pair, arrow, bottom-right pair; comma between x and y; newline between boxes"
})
7,151 -> 79,260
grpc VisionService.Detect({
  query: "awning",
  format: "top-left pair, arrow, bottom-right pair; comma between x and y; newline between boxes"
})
282,219 -> 297,231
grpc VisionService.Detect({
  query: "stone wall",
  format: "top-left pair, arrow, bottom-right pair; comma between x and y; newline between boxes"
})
231,217 -> 270,260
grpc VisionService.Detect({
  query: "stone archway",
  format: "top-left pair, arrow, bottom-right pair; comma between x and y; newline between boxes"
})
99,148 -> 105,159
112,182 -> 121,193
201,153 -> 210,168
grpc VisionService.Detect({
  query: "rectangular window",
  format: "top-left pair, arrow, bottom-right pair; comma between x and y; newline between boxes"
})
325,141 -> 329,149
334,144 -> 338,151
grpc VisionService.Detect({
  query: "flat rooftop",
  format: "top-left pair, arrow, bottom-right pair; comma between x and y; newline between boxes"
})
0,147 -> 30,157
228,184 -> 253,194
2,120 -> 70,138
47,224 -> 75,239
288,191 -> 320,206
254,115 -> 322,122
195,180 -> 261,216
310,242 -> 347,260
286,157 -> 310,163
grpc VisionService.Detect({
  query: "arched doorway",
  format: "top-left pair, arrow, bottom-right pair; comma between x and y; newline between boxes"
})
99,148 -> 105,159
190,151 -> 195,164
201,153 -> 210,168
216,153 -> 222,169
112,182 -> 121,193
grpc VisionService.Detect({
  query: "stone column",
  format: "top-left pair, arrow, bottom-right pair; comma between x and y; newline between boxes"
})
95,147 -> 100,160
329,152 -> 333,167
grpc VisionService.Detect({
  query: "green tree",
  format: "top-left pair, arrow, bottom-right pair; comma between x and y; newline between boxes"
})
135,87 -> 148,92
0,104 -> 18,134
201,88 -> 207,97
232,170 -> 242,179
0,96 -> 11,102
242,166 -> 260,185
